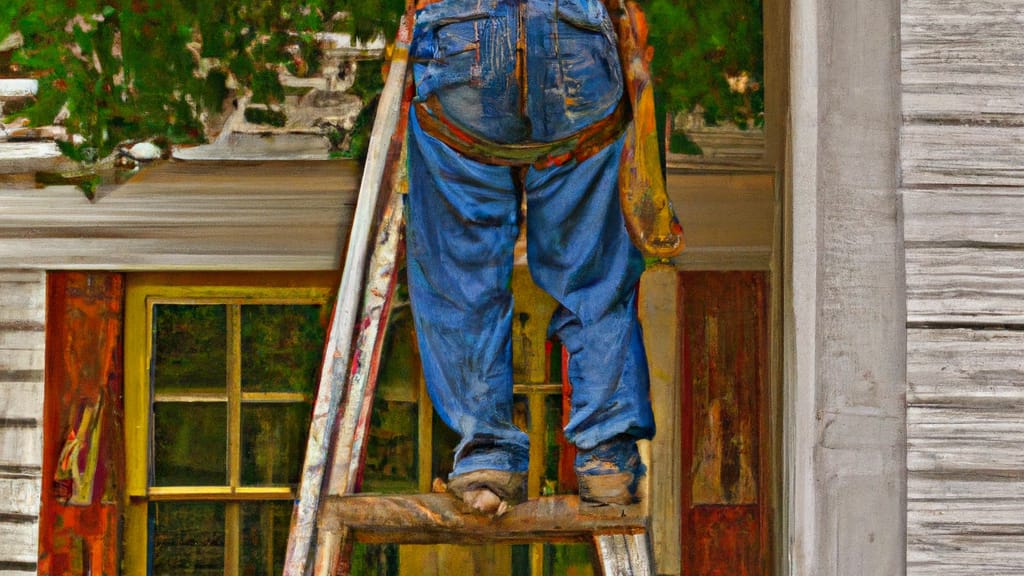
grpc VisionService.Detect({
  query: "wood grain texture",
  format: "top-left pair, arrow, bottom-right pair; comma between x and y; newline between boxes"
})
0,270 -> 44,575
594,532 -> 653,576
39,273 -> 125,576
903,189 -> 1024,246
0,523 -> 39,569
678,272 -> 770,575
908,500 -> 1024,575
908,406 -> 1024,472
0,160 -> 358,271
901,124 -> 1024,187
906,329 -> 1024,574
901,0 -> 1024,189
639,266 -> 682,575
907,328 -> 1024,405
902,0 -> 1024,120
319,494 -> 646,544
901,1 -> 1024,569
906,247 -> 1024,325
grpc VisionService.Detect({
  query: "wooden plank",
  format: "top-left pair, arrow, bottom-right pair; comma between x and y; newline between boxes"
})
39,273 -> 125,576
0,349 -> 44,375
901,124 -> 1024,187
594,532 -> 653,576
0,161 -> 358,271
903,189 -> 1024,245
320,494 -> 646,544
902,0 -> 1024,121
0,477 -> 41,516
0,522 -> 38,565
0,328 -> 44,351
0,270 -> 44,569
907,328 -> 1024,404
908,406 -> 1024,472
906,323 -> 1024,573
0,286 -> 45,315
906,247 -> 1024,324
910,475 -> 1024,502
0,424 -> 41,463
638,265 -> 681,574
908,500 -> 1024,575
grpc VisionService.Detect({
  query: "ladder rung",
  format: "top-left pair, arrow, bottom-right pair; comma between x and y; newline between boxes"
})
319,494 -> 647,545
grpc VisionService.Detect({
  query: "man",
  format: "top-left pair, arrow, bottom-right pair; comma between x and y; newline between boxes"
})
404,0 -> 655,513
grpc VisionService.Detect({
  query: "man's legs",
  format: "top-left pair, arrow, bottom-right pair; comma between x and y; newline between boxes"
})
525,135 -> 654,501
405,113 -> 531,485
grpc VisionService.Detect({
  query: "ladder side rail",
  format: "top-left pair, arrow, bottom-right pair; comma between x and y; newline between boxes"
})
283,14 -> 414,576
312,191 -> 405,575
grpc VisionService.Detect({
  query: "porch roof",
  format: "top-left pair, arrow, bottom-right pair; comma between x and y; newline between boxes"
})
0,159 -> 773,272
0,160 -> 359,271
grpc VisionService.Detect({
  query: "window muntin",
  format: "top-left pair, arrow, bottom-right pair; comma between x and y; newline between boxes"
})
125,275 -> 334,576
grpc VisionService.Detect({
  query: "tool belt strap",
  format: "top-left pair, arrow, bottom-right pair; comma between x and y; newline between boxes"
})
414,94 -> 631,169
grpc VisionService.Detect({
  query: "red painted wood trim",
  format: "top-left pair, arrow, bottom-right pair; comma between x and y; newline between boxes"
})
678,272 -> 770,576
39,272 -> 125,576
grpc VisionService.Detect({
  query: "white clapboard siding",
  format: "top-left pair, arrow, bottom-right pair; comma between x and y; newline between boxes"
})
0,160 -> 359,271
901,125 -> 1024,187
903,190 -> 1024,246
902,0 -> 1024,120
908,406 -> 1024,472
906,247 -> 1024,325
908,500 -> 1024,575
908,328 -> 1024,404
0,523 -> 40,574
0,270 -> 45,575
901,0 -> 1024,186
902,0 -> 1024,570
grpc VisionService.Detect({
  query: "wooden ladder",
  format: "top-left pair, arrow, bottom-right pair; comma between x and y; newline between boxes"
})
281,10 -> 656,576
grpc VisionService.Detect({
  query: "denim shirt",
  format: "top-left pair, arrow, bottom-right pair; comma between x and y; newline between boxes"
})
411,0 -> 624,144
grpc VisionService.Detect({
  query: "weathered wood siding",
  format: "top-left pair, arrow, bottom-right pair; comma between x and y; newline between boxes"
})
0,160 -> 358,271
0,270 -> 45,575
902,0 -> 1024,571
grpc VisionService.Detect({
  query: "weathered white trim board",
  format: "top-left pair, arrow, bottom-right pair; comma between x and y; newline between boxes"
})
0,270 -> 45,575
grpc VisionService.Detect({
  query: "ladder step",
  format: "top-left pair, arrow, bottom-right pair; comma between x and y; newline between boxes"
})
319,494 -> 647,545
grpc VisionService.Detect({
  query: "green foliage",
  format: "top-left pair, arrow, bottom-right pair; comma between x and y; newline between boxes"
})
5,0 -> 760,163
648,0 -> 764,128
4,0 -> 403,162
243,106 -> 288,127
669,130 -> 703,155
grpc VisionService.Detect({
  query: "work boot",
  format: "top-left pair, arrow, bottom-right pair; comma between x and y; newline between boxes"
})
575,435 -> 645,506
447,469 -> 528,516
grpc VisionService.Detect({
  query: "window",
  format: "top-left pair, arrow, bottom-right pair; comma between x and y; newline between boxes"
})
124,273 -> 336,576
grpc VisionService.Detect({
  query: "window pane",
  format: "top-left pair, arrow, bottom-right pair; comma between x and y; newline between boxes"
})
150,501 -> 224,575
544,394 -> 569,495
544,543 -> 595,576
362,400 -> 418,493
240,501 -> 292,576
153,402 -> 227,486
241,403 -> 310,486
241,304 -> 325,393
152,304 -> 227,394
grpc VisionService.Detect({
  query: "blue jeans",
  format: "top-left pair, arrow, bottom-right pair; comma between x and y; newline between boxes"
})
406,0 -> 654,478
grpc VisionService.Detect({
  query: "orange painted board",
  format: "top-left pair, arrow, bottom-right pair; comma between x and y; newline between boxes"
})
39,272 -> 125,576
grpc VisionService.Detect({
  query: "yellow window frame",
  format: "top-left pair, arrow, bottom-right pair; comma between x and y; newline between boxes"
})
124,272 -> 337,576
